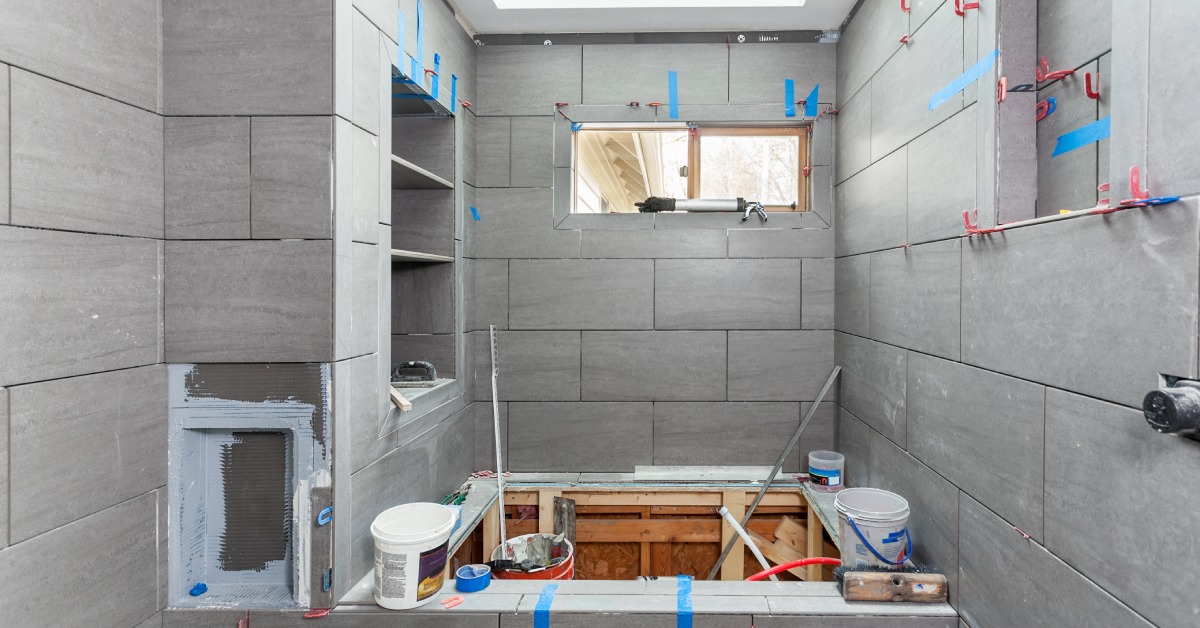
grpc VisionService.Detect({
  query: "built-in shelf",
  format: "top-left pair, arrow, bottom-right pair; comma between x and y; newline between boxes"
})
391,249 -> 454,263
391,65 -> 454,117
391,154 -> 454,190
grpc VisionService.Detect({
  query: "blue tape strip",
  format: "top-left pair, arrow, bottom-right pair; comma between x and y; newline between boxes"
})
1052,116 -> 1111,157
415,0 -> 425,80
393,94 -> 437,100
470,206 -> 480,221
431,53 -> 441,99
929,49 -> 999,110
676,575 -> 693,628
392,76 -> 416,85
534,584 -> 558,628
667,70 -> 679,120
451,74 -> 458,113
784,79 -> 796,117
806,84 -> 820,117
571,122 -> 583,132
397,10 -> 405,71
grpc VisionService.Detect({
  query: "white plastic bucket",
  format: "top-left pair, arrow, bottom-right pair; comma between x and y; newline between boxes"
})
371,503 -> 457,609
834,488 -> 911,570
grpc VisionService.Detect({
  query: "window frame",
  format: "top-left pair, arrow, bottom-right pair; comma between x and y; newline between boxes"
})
687,126 -> 810,213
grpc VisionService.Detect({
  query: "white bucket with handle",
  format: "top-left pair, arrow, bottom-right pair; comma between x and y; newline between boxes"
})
834,488 -> 911,570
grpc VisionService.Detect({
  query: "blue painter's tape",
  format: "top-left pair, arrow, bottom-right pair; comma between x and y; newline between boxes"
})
929,49 -> 999,110
677,575 -> 693,628
415,0 -> 425,79
470,206 -> 480,221
1052,116 -> 1111,157
392,76 -> 416,85
397,10 -> 405,69
451,74 -> 458,113
571,122 -> 583,132
805,84 -> 820,117
784,79 -> 796,117
668,70 -> 680,120
534,584 -> 558,628
431,53 -> 441,99
393,93 -> 437,100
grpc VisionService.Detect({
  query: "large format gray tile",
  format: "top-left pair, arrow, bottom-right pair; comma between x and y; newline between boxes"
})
1,65 -> 8,223
655,402 -> 833,472
510,259 -> 653,330
351,125 -> 381,244
907,353 -> 1044,539
869,239 -> 961,360
1036,64 -> 1099,215
392,262 -> 456,334
868,431 -> 960,605
473,331 -> 581,401
834,333 -> 907,447
802,258 -> 835,329
469,187 -> 581,258
166,240 -> 333,362
392,117 -> 456,183
582,44 -> 728,106
9,366 -> 166,542
352,9 -> 381,135
729,43 -> 836,106
870,6 -> 964,160
473,401 -> 508,470
958,495 -> 1152,628
728,331 -> 834,401
0,227 -> 160,387
0,493 -> 158,628
756,619 -> 955,628
1146,2 -> 1200,197
961,198 -> 1198,408
511,116 -> 555,188
1045,389 -> 1200,628
509,402 -> 652,472
343,354 -> 392,474
655,259 -> 802,329
727,228 -> 834,258
835,408 -> 870,488
349,242 -> 381,359
250,117 -> 334,239
0,388 -> 6,546
470,259 -> 509,331
582,331 -> 726,401
10,69 -> 163,238
907,106 -> 977,243
582,229 -> 727,259
0,0 -> 158,110
392,189 -> 455,257
163,0 -> 334,114
1038,0 -> 1112,74
476,46 -> 583,116
836,0 -> 905,106
835,148 -> 907,256
165,117 -> 251,239
834,254 -> 870,336
834,84 -> 871,183
474,116 -> 511,187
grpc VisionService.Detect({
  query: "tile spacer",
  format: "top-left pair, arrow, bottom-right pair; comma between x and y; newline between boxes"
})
1013,526 -> 1031,540
424,68 -> 438,77
628,101 -> 640,107
1036,56 -> 1075,82
802,166 -> 813,178
997,76 -> 1007,103
901,0 -> 910,12
1118,165 -> 1151,205
962,208 -> 1004,236
954,0 -> 980,17
1085,72 -> 1100,99
1035,97 -> 1056,122
900,34 -> 911,44
304,609 -> 331,619
458,99 -> 472,108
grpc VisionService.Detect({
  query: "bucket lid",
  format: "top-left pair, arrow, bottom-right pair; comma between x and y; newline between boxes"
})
371,502 -> 456,544
834,488 -> 910,522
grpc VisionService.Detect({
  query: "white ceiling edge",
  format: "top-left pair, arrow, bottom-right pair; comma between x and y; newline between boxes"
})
448,0 -> 856,35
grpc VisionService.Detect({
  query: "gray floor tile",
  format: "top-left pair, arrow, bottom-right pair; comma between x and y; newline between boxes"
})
582,44 -> 728,106
476,45 -> 583,116
509,402 -> 652,472
10,69 -> 163,238
582,331 -> 726,401
907,352 -> 1044,539
250,116 -> 334,239
834,254 -> 870,336
869,239 -> 961,360
655,259 -> 802,329
728,331 -> 834,401
510,259 -> 653,330
654,402 -> 803,469
163,0 -> 333,114
165,240 -> 333,362
0,227 -> 160,387
834,332 -> 907,447
165,117 -> 251,239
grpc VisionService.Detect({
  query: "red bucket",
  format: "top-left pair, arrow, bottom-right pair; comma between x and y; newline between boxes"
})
490,533 -> 575,580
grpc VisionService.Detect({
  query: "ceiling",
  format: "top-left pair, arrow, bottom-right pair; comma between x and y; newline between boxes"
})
449,0 -> 858,35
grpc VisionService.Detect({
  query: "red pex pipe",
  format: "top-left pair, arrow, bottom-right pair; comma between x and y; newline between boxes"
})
745,557 -> 843,581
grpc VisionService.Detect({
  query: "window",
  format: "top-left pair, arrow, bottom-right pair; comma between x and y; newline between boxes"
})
573,124 -> 808,214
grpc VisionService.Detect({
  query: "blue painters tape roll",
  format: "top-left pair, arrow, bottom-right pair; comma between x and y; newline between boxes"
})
784,79 -> 796,117
668,70 -> 680,120
806,84 -> 820,118
455,564 -> 491,593
1052,116 -> 1111,157
929,49 -> 999,110
470,206 -> 480,221
677,575 -> 693,628
534,583 -> 558,628
451,74 -> 458,113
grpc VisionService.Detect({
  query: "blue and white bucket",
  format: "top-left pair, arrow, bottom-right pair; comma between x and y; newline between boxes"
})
834,488 -> 911,570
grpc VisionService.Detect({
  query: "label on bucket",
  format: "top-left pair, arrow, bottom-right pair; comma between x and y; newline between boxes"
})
809,466 -> 841,487
374,544 -> 449,607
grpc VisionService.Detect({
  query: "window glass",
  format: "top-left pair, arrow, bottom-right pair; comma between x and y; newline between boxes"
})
699,135 -> 800,207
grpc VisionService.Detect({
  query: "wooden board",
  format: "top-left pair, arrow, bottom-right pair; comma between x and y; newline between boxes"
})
842,572 -> 948,603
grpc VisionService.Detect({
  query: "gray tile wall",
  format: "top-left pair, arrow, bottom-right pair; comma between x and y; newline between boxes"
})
836,2 -> 1177,624
470,41 -> 837,471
